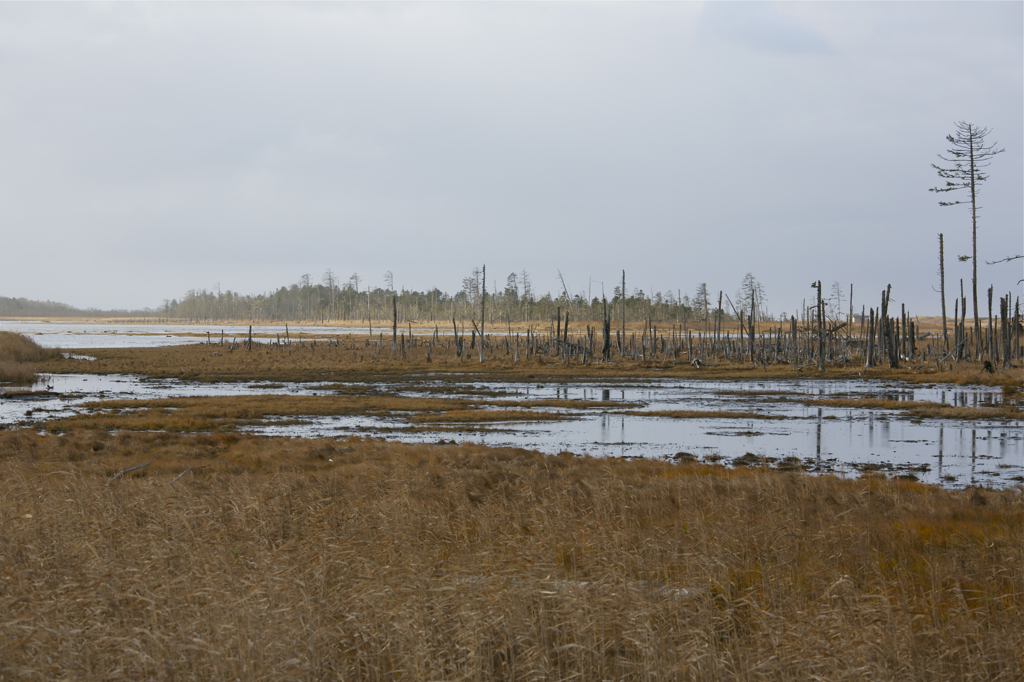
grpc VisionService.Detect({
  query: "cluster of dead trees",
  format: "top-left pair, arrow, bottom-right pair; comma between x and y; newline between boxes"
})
219,281 -> 1021,372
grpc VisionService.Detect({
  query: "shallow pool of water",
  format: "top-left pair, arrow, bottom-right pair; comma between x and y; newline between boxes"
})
2,373 -> 1019,489
0,320 -> 373,348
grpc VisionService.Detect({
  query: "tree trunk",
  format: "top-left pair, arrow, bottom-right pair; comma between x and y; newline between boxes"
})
602,298 -> 610,361
479,265 -> 486,363
621,270 -> 626,354
865,309 -> 874,367
939,233 -> 948,351
748,295 -> 756,362
816,280 -> 824,371
987,286 -> 994,362
968,126 -> 981,355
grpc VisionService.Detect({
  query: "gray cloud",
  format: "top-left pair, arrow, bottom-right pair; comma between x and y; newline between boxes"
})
0,2 -> 1020,313
697,1 -> 834,55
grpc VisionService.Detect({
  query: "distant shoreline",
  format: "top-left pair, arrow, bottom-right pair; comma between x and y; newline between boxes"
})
0,315 -> 968,333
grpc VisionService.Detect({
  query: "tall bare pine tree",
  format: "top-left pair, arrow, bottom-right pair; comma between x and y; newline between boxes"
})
930,121 -> 1003,349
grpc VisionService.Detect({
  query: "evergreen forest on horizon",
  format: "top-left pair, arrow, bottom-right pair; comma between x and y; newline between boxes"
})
2,269 -> 852,328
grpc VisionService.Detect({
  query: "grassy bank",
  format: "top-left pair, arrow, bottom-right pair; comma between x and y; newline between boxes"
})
38,338 -> 1024,386
0,430 -> 1021,680
40,395 -> 808,434
37,395 -> 579,433
803,397 -> 1023,421
0,332 -> 60,385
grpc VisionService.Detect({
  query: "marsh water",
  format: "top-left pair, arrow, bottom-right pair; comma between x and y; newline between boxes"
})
2,371 -> 1020,489
1,320 -> 365,348
2,321 -> 1020,488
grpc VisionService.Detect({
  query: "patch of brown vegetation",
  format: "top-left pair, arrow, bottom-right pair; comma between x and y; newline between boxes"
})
0,332 -> 60,385
0,429 -> 1020,679
40,395 -> 470,433
806,397 -> 1023,421
614,410 -> 785,420
38,395 -> 595,433
37,337 -> 1023,386
408,408 -> 570,424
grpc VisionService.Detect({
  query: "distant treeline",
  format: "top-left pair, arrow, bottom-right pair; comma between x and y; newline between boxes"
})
4,269 -> 860,327
158,269 -> 837,327
0,296 -> 144,319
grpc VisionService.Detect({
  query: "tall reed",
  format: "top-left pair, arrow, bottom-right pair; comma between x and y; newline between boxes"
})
1,430 -> 1020,680
0,331 -> 59,384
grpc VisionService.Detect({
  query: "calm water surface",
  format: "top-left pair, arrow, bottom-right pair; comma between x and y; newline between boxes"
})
2,372 -> 1019,490
1,320 -> 372,348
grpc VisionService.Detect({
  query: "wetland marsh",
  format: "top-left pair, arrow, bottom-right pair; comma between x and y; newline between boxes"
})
2,325 -> 1020,489
4,371 -> 1020,488
1,325 -> 1022,680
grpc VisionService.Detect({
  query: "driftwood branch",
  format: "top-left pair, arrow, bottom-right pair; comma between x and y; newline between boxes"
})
170,467 -> 192,484
108,461 -> 151,482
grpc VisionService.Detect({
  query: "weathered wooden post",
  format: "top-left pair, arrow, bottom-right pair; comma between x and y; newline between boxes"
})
953,299 -> 960,360
848,283 -> 853,345
1014,297 -> 1020,363
621,270 -> 626,355
882,285 -> 898,368
717,291 -> 723,349
879,287 -> 889,362
556,306 -> 561,349
865,308 -> 875,367
901,304 -> 907,359
888,316 -> 900,368
479,265 -> 486,363
452,317 -> 460,358
602,298 -> 610,361
748,295 -> 756,363
1002,295 -> 1011,368
939,234 -> 949,351
814,281 -> 824,371
790,315 -> 797,363
987,286 -> 994,362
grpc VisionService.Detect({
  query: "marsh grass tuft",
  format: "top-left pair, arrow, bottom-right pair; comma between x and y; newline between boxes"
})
805,396 -> 1023,421
0,331 -> 60,384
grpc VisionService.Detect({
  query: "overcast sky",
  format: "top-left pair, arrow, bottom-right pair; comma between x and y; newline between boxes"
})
1,2 -> 1021,315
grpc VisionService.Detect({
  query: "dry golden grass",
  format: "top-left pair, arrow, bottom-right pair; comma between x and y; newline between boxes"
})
0,332 -> 60,385
615,410 -> 786,420
39,338 -> 1023,387
0,429 -> 1021,680
39,395 -> 479,433
805,397 -> 1023,421
407,409 -> 569,424
10,330 -> 1024,679
0,361 -> 35,385
0,332 -> 58,364
39,395 -> 596,434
